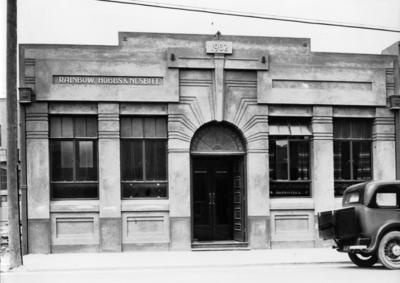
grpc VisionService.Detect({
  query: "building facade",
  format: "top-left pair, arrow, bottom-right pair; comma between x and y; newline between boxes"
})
19,32 -> 398,253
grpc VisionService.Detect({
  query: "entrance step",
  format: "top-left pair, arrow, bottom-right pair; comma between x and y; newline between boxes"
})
191,241 -> 250,251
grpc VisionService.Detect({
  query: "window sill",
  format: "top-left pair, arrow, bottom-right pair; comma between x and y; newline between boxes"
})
50,200 -> 99,212
121,199 -> 169,212
270,198 -> 314,210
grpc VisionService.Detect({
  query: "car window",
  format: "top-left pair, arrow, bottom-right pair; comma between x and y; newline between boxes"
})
373,185 -> 400,208
344,191 -> 360,204
376,192 -> 398,207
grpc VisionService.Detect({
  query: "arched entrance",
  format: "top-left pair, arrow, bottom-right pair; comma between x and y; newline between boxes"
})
190,122 -> 246,243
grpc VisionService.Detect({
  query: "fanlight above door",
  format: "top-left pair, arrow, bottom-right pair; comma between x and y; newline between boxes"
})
190,122 -> 246,155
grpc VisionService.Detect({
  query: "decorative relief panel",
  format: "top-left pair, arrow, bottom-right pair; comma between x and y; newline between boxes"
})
258,66 -> 386,106
270,210 -> 314,242
225,71 -> 268,152
51,213 -> 99,246
169,67 -> 269,153
122,212 -> 169,244
385,68 -> 395,100
24,58 -> 36,86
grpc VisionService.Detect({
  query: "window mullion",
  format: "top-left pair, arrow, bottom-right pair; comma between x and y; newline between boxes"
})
350,140 -> 353,180
287,139 -> 291,180
73,139 -> 77,181
142,139 -> 146,181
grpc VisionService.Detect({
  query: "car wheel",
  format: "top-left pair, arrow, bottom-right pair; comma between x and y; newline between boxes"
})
348,252 -> 378,267
378,231 -> 400,270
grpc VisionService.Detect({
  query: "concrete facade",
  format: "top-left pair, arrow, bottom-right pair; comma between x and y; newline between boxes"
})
19,32 -> 398,253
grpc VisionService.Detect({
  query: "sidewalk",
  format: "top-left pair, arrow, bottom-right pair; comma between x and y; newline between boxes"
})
1,248 -> 350,273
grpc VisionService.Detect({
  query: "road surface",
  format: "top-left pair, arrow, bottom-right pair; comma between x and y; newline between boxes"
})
2,263 -> 400,283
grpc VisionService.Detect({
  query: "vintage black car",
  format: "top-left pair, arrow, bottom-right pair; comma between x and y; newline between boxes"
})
318,180 -> 400,269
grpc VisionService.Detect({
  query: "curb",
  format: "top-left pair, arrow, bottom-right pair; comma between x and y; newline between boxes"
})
2,260 -> 352,273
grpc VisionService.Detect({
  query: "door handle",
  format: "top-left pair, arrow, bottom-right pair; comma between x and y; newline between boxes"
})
209,193 -> 215,205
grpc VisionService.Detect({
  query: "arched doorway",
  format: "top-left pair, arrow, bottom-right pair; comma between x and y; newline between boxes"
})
190,122 -> 246,243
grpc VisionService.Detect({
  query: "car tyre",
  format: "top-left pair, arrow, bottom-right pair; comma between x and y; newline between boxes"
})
348,252 -> 378,267
378,231 -> 400,270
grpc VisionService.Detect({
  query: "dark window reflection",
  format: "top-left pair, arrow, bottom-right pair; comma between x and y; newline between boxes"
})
50,116 -> 98,199
333,119 -> 372,196
269,136 -> 311,197
120,117 -> 168,198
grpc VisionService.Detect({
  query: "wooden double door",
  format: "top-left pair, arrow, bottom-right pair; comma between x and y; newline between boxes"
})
192,156 -> 245,242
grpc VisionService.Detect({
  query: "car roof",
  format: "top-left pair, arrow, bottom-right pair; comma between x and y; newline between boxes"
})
344,180 -> 400,205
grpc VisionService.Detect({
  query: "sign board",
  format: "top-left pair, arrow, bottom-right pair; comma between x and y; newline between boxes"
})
206,41 -> 233,54
390,96 -> 400,109
53,75 -> 163,85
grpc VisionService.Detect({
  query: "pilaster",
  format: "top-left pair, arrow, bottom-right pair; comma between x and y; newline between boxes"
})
26,102 -> 50,253
311,106 -> 335,213
167,112 -> 191,250
98,103 -> 122,252
372,109 -> 396,180
213,55 -> 225,121
244,112 -> 269,249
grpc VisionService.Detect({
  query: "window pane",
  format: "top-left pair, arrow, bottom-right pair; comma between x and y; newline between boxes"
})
334,119 -> 372,139
334,141 -> 351,180
145,140 -> 167,180
275,140 -> 288,180
74,117 -> 86,137
50,117 -> 62,137
131,117 -> 144,137
52,183 -> 98,199
121,140 -> 143,180
376,193 -> 397,207
269,140 -> 276,179
75,117 -> 97,137
0,169 -> 6,190
120,117 -> 132,137
122,182 -> 167,198
333,119 -> 351,139
51,141 -> 74,181
344,191 -> 360,204
85,117 -> 97,137
289,141 -> 309,180
155,117 -> 167,137
61,117 -> 73,137
144,118 -> 156,137
351,119 -> 372,139
76,141 -> 97,181
352,141 -> 372,180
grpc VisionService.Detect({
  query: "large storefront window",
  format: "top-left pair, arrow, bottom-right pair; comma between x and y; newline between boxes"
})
120,117 -> 167,198
269,118 -> 311,197
334,119 -> 372,196
50,116 -> 98,199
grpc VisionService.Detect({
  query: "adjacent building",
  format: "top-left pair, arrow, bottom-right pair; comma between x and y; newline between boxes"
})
18,32 -> 398,253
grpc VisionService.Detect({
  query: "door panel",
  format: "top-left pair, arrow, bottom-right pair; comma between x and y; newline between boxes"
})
193,157 -> 245,242
214,169 -> 232,240
193,167 -> 212,241
233,158 -> 245,242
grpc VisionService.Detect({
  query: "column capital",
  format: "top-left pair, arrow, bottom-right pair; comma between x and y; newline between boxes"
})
98,104 -> 120,139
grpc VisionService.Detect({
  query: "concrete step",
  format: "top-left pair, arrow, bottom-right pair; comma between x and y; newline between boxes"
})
191,241 -> 249,251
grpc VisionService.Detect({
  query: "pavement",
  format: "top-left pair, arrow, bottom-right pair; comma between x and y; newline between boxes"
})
0,248 -> 350,273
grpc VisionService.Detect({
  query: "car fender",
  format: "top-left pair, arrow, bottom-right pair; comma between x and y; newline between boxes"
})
365,221 -> 400,253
